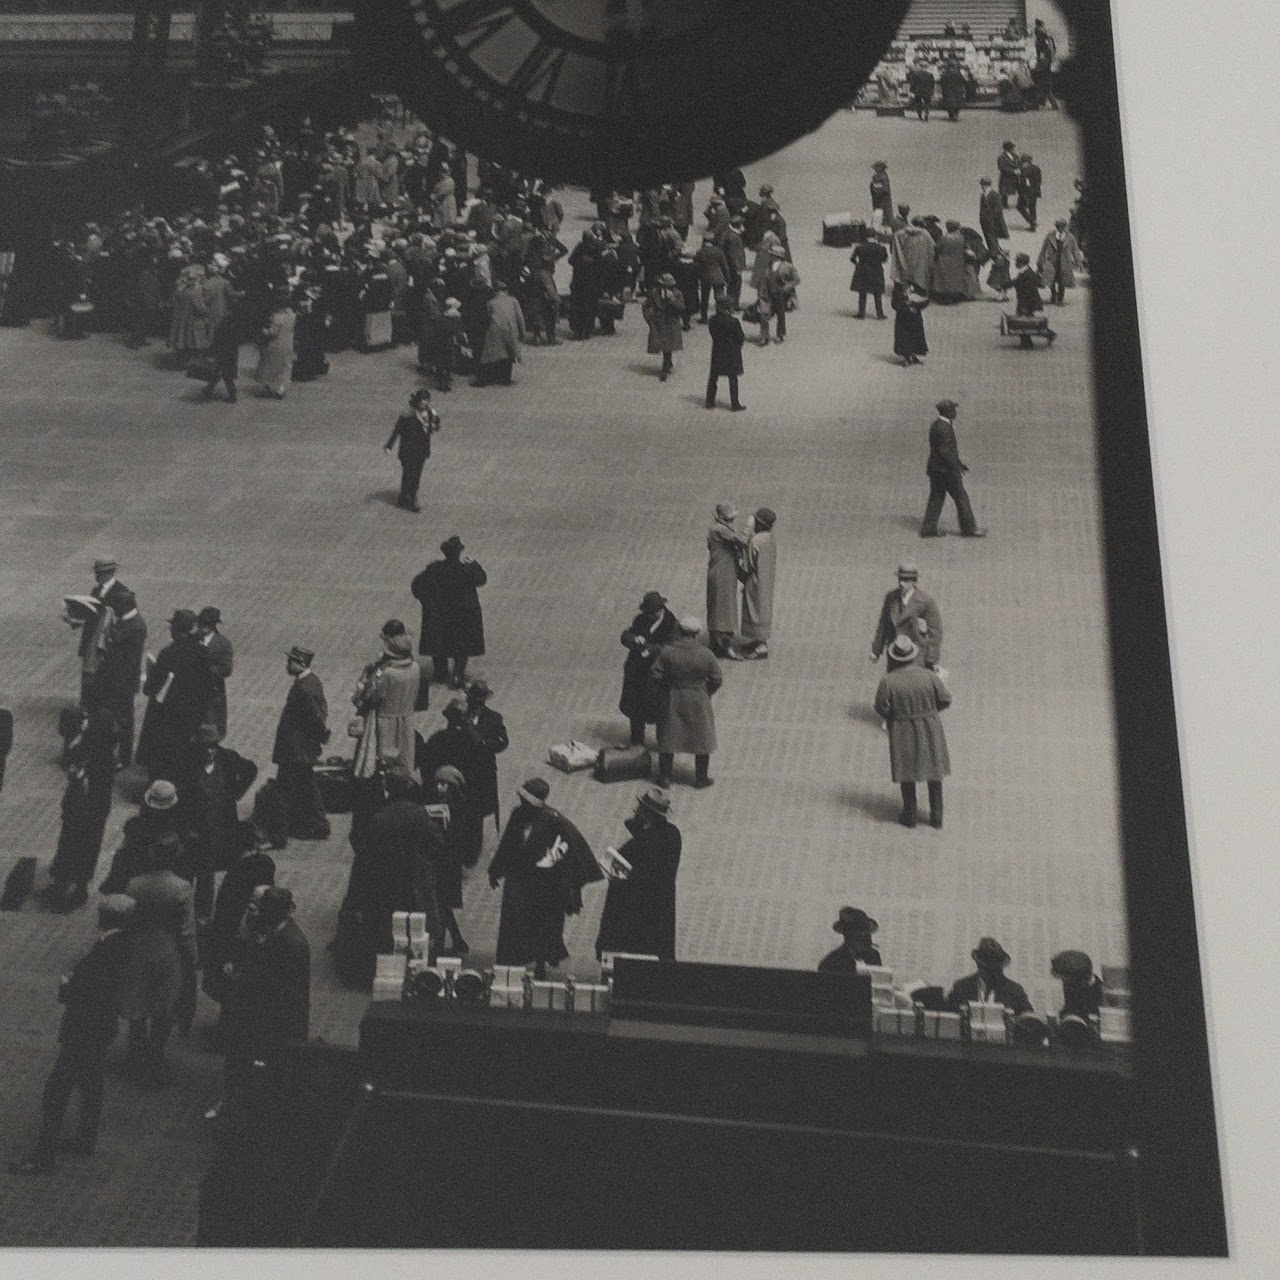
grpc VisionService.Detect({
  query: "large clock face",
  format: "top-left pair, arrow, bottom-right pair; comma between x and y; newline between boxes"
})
367,0 -> 911,186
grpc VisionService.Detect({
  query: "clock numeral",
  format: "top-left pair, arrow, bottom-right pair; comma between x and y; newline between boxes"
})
437,0 -> 517,54
507,39 -> 568,104
604,58 -> 642,119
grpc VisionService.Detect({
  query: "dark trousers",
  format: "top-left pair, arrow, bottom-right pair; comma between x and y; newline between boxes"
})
1049,278 -> 1066,304
661,351 -> 674,374
127,1013 -> 174,1068
726,272 -> 742,309
398,457 -> 425,509
540,299 -> 560,341
921,470 -> 978,536
204,351 -> 238,400
431,654 -> 469,687
657,752 -> 710,784
912,93 -> 931,120
705,371 -> 742,408
900,780 -> 943,825
855,290 -> 885,318
628,716 -> 647,746
698,280 -> 724,321
278,762 -> 328,837
474,358 -> 513,386
33,1036 -> 109,1161
1017,194 -> 1038,228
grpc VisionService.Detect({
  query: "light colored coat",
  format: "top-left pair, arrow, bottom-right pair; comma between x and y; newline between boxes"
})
254,307 -> 295,393
706,520 -> 746,633
652,635 -> 722,755
1037,230 -> 1084,288
479,292 -> 527,364
119,870 -> 197,1021
890,226 -> 936,290
740,530 -> 776,642
874,665 -> 952,783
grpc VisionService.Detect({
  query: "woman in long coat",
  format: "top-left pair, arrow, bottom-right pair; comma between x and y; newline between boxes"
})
169,264 -> 209,362
873,634 -> 952,829
652,618 -> 723,788
426,765 -> 469,955
850,228 -> 888,319
642,273 -> 685,379
595,788 -> 682,962
620,591 -> 678,745
353,149 -> 381,207
253,299 -> 295,399
740,507 -> 777,659
892,281 -> 929,366
474,282 -> 526,386
705,504 -> 747,657
352,629 -> 421,779
121,834 -> 198,1081
430,172 -> 457,230
930,222 -> 970,301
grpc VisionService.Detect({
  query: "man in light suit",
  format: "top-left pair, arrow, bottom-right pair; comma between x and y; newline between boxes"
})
271,646 -> 330,840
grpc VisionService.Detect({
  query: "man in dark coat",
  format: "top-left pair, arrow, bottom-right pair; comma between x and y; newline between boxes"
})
619,591 -> 678,746
869,562 -> 944,668
410,534 -> 487,688
907,64 -> 934,120
460,680 -> 508,832
652,616 -> 723,789
208,886 -> 310,1121
136,608 -> 213,783
343,769 -> 442,978
705,297 -> 746,411
8,894 -> 137,1174
997,141 -> 1021,207
195,606 -> 233,742
978,178 -> 1009,259
177,725 -> 247,920
488,778 -> 602,977
44,716 -> 119,912
818,906 -> 882,973
594,787 -> 682,962
383,388 -> 440,512
416,697 -> 486,866
920,399 -> 986,538
692,235 -> 729,323
721,216 -> 747,310
201,291 -> 243,402
938,59 -> 966,120
947,937 -> 1033,1015
1016,153 -> 1042,231
869,162 -> 893,225
271,645 -> 330,840
94,587 -> 146,767
202,850 -> 275,1005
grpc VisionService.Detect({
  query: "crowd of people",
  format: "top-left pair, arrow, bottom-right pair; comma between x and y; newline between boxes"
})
5,86 -> 1119,1177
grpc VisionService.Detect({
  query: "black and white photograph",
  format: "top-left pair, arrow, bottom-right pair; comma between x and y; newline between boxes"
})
0,0 -> 1270,1267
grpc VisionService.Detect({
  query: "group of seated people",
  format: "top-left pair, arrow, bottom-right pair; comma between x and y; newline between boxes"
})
819,905 -> 1123,1047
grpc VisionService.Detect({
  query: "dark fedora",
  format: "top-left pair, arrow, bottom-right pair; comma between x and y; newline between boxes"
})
972,937 -> 1011,965
440,534 -> 464,556
833,906 -> 879,935
639,590 -> 667,612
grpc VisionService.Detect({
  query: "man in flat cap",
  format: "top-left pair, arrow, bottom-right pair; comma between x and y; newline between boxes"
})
652,616 -> 723,788
411,535 -> 488,689
595,787 -> 682,962
920,399 -> 986,538
870,563 -> 943,669
818,907 -> 882,972
89,557 -> 131,616
8,895 -> 137,1175
706,503 -> 748,659
946,937 -> 1033,1015
136,609 -> 213,783
488,778 -> 601,978
195,606 -> 233,743
271,646 -> 330,841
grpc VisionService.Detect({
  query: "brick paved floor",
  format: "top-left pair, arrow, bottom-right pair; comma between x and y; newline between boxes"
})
0,104 -> 1126,1245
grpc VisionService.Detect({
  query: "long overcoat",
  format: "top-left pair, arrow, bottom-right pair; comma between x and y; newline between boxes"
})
202,630 -> 233,741
1036,231 -> 1084,288
707,309 -> 745,376
930,232 -> 969,297
119,869 -> 197,1021
254,307 -> 295,392
619,606 -> 678,723
222,917 -> 311,1051
706,520 -> 746,633
594,818 -> 682,961
890,227 -> 936,291
642,287 -> 685,354
411,557 -> 487,657
169,276 -> 209,352
997,149 -> 1021,199
850,240 -> 888,293
271,670 -> 328,766
652,635 -> 723,755
740,529 -> 776,643
489,804 -> 601,967
137,635 -> 213,776
871,587 -> 943,666
873,665 -> 952,783
479,291 -> 526,363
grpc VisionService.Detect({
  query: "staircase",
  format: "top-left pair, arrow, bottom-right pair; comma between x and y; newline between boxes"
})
897,0 -> 1026,38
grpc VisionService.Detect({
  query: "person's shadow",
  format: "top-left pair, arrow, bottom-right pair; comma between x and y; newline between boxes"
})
837,783 -> 903,825
365,489 -> 403,509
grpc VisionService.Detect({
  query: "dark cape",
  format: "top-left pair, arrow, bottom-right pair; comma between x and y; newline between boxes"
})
594,818 -> 682,961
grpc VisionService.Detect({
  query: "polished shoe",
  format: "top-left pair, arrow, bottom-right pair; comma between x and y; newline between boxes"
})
692,777 -> 715,789
960,528 -> 988,538
730,403 -> 746,411
704,402 -> 716,410
898,812 -> 917,828
658,370 -> 668,382
722,648 -> 743,661
929,814 -> 943,829
919,529 -> 945,538
773,336 -> 785,344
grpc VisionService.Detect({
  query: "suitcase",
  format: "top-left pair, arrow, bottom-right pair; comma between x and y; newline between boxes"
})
1000,312 -> 1056,345
252,778 -> 290,850
821,212 -> 857,247
1,856 -> 37,911
315,756 -> 355,814
548,741 -> 598,773
593,745 -> 652,783
361,309 -> 393,350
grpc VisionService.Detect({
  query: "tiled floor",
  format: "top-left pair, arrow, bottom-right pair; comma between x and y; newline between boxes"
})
0,104 -> 1126,1245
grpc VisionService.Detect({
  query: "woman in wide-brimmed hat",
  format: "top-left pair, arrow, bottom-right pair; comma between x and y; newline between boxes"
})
351,621 -> 422,779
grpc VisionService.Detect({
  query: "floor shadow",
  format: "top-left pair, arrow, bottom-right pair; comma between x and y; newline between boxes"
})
573,717 -> 632,749
365,489 -> 404,508
837,784 -> 903,825
892,513 -> 926,532
874,353 -> 911,365
845,700 -> 884,728
627,362 -> 664,379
